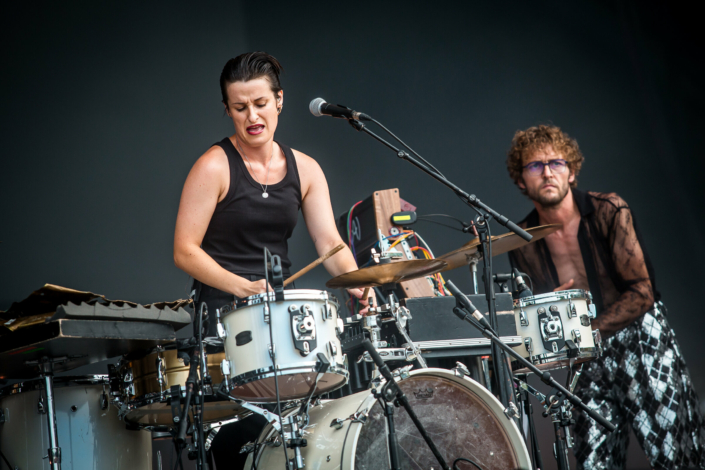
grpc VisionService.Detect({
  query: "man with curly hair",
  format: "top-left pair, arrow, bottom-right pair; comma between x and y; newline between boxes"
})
506,125 -> 704,469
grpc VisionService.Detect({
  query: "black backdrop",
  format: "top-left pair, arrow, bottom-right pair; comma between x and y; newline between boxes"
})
2,2 -> 703,468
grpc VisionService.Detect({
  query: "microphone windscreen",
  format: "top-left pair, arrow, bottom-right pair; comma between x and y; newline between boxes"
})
309,97 -> 326,117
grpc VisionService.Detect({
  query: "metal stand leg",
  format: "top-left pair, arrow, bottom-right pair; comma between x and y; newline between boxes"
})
40,366 -> 62,470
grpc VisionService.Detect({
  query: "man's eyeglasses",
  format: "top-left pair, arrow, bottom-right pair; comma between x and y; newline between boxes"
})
523,159 -> 568,176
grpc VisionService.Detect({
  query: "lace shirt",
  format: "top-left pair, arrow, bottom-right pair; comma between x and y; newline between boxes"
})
508,189 -> 659,337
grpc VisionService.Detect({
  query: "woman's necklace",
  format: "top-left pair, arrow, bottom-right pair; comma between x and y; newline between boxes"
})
237,139 -> 274,198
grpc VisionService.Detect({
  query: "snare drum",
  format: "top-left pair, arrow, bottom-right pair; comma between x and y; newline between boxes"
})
0,375 -> 151,470
112,347 -> 246,426
219,289 -> 348,402
246,368 -> 531,470
512,289 -> 602,372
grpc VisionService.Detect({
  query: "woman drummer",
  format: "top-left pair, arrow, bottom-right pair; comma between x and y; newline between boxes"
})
174,51 -> 371,327
173,51 -> 371,468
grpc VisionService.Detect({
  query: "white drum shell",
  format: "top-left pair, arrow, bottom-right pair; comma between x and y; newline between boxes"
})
247,368 -> 531,470
512,289 -> 599,371
0,377 -> 152,470
221,289 -> 348,402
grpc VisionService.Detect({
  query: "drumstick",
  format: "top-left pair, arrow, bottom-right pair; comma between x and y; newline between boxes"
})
362,287 -> 370,302
284,244 -> 345,286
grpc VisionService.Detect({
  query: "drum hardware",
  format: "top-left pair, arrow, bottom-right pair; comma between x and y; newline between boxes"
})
451,361 -> 470,378
436,224 -> 560,273
361,339 -> 450,470
23,356 -> 72,470
449,280 -> 616,469
289,303 -> 317,356
512,290 -> 602,373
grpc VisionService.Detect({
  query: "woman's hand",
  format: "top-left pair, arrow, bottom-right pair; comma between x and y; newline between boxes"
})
553,279 -> 574,292
234,279 -> 271,299
348,288 -> 376,316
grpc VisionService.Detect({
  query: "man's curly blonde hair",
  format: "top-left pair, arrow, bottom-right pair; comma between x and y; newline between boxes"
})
506,125 -> 584,195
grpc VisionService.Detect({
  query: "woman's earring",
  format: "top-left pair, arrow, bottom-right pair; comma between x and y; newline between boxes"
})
277,106 -> 282,115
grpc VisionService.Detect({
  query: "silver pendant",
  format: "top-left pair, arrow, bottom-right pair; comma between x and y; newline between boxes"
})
262,192 -> 269,198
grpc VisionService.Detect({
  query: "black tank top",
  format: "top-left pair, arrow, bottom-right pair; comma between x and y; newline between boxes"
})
201,137 -> 302,277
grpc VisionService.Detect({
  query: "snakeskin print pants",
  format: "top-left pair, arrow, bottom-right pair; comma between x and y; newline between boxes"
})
573,302 -> 705,469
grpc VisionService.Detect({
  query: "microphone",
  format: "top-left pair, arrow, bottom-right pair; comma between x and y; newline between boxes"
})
309,98 -> 372,121
513,269 -> 533,299
445,280 -> 494,333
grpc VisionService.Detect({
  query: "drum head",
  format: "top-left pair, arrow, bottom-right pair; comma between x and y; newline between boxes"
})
354,371 -> 529,470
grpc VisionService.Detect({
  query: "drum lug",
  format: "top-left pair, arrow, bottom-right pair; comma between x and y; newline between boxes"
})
336,317 -> 345,336
503,401 -> 520,420
451,362 -> 470,378
519,308 -> 529,327
263,303 -> 271,324
567,299 -> 577,318
523,337 -> 533,355
217,322 -> 228,339
592,329 -> 603,355
37,396 -> 46,414
551,341 -> 559,353
327,341 -> 338,357
330,418 -> 345,430
580,314 -> 590,327
588,303 -> 597,319
571,329 -> 582,345
321,302 -> 333,321
0,408 -> 5,424
220,359 -> 232,377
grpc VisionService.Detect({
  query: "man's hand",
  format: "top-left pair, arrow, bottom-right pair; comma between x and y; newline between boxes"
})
348,288 -> 376,315
554,279 -> 575,292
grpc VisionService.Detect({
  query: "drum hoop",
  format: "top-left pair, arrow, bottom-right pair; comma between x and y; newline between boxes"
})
515,289 -> 592,308
0,374 -> 108,397
230,363 -> 349,388
221,289 -> 339,317
526,347 -> 599,365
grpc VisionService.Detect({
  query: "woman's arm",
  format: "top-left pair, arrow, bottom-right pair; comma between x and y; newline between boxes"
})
295,150 -> 374,312
173,146 -> 267,298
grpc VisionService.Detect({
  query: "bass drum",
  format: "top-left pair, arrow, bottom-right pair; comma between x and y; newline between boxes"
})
0,376 -> 151,470
247,368 -> 530,470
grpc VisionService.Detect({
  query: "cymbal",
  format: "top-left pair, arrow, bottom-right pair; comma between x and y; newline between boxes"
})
437,224 -> 561,272
326,259 -> 448,289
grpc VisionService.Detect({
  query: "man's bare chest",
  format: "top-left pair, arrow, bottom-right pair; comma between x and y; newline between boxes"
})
544,228 -> 590,290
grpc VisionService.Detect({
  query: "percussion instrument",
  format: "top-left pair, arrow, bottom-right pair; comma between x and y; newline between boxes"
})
111,347 -> 246,426
245,368 -> 531,470
511,289 -> 602,372
219,289 -> 348,402
0,375 -> 152,470
325,258 -> 447,289
437,224 -> 561,272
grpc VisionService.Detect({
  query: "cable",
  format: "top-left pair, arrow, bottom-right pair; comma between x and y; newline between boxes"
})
453,457 -> 483,470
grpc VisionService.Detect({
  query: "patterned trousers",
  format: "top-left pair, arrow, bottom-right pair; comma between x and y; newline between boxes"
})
573,303 -> 705,469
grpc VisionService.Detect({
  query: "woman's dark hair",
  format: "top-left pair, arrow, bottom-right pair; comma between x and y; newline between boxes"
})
220,51 -> 283,105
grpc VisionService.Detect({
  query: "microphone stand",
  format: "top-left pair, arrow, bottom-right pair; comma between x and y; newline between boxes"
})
347,118 -> 526,409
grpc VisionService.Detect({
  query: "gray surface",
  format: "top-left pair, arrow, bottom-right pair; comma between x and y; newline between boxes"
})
1,2 -> 703,469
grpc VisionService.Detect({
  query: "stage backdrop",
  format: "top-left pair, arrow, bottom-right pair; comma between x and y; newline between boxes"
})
2,2 -> 702,468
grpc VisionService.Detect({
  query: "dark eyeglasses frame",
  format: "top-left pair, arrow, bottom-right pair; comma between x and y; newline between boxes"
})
522,159 -> 568,175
